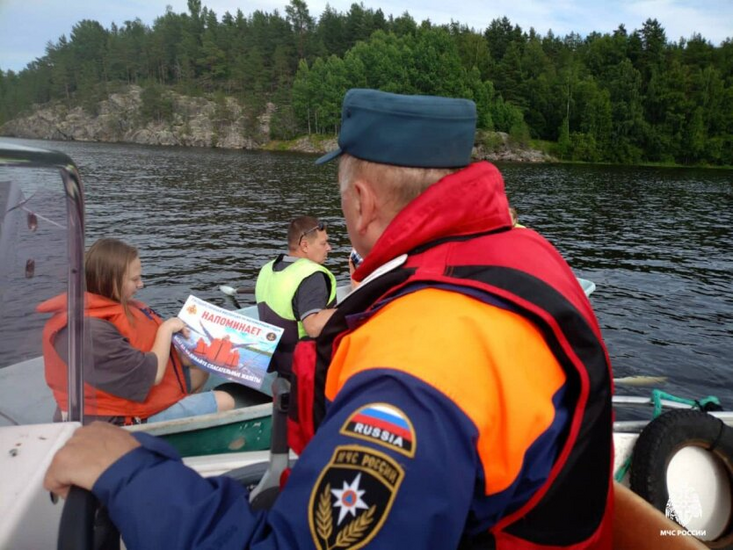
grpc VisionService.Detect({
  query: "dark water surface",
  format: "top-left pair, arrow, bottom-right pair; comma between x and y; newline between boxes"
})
6,138 -> 733,407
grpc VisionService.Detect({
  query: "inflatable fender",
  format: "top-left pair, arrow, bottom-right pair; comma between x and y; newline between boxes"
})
630,409 -> 733,548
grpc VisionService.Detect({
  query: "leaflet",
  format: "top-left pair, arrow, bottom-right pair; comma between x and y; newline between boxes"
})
172,295 -> 282,390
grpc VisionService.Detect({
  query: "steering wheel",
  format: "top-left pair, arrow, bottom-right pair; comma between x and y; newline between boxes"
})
57,465 -> 291,549
57,486 -> 120,550
58,377 -> 292,547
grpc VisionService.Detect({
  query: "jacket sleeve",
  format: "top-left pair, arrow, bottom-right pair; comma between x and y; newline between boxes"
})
93,433 -> 266,549
94,369 -> 479,549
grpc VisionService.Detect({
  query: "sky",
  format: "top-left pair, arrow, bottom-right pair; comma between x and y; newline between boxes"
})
1,0 -> 731,73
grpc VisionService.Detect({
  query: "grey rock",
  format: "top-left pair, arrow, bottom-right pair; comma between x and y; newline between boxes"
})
1,86 -> 551,162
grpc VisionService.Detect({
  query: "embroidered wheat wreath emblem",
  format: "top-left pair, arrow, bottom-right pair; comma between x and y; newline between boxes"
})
333,506 -> 375,548
316,483 -> 333,541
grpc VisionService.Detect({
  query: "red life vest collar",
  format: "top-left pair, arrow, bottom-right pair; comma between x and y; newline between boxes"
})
353,161 -> 512,283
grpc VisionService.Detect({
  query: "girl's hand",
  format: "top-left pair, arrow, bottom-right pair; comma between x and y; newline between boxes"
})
162,317 -> 189,338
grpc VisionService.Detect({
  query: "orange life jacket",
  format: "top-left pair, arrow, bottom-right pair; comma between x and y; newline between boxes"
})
38,293 -> 188,422
289,161 -> 614,548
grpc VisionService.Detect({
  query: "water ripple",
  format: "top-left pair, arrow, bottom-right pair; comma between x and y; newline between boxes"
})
7,139 -> 733,407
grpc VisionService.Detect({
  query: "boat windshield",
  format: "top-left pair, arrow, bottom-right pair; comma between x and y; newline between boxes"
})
0,143 -> 89,426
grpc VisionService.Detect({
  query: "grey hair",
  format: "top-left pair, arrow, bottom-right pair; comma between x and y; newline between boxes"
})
338,154 -> 457,214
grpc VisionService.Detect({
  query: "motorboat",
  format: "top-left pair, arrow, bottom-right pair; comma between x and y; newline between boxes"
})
1,142 -> 731,549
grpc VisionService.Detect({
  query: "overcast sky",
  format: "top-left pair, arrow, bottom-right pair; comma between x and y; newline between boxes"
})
1,0 -> 731,72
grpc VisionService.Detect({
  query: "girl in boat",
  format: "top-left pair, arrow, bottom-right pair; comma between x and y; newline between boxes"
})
38,238 -> 234,425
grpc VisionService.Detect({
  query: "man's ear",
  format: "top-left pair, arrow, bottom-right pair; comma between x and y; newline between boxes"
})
353,178 -> 377,235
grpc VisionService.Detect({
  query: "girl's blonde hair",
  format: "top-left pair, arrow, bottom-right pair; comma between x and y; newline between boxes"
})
85,238 -> 139,304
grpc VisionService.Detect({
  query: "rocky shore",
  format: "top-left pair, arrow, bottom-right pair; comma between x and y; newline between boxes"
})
0,85 -> 552,163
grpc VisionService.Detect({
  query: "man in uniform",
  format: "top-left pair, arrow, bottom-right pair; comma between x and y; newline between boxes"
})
255,215 -> 337,378
45,89 -> 614,549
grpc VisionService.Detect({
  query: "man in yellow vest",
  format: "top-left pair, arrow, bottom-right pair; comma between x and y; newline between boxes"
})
255,215 -> 337,378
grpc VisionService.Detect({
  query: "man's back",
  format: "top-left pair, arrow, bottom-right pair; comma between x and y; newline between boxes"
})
291,159 -> 612,547
256,254 -> 336,377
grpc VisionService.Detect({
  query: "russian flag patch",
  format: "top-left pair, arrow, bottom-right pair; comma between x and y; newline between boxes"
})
340,403 -> 416,457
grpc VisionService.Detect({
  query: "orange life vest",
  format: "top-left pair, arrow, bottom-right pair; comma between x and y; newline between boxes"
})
289,161 -> 614,548
38,293 -> 188,422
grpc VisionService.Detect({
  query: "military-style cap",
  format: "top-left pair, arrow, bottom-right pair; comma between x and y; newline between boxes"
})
315,89 -> 477,168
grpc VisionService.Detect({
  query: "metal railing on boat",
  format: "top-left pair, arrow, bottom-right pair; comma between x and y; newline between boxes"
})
613,395 -> 733,432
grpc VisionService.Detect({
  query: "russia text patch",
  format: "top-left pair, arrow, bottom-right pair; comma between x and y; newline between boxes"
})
340,403 -> 416,457
309,445 -> 404,550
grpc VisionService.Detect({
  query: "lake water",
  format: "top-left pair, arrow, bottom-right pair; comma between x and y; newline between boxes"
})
4,137 -> 733,409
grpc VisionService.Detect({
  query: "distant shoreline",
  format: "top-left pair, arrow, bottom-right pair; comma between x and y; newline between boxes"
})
3,87 -> 731,170
0,85 -> 554,165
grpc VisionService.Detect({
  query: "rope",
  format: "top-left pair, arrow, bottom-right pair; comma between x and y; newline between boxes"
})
613,389 -> 722,483
650,390 -> 720,418
614,454 -> 632,483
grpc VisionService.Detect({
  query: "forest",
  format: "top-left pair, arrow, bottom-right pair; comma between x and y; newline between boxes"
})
1,0 -> 732,165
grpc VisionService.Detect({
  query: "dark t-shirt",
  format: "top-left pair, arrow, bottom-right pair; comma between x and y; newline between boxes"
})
53,318 -> 158,423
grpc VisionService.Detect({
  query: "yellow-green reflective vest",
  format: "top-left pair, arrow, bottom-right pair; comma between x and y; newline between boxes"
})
255,257 -> 337,340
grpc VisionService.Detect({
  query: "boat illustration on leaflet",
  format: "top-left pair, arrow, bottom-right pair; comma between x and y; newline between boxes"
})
173,294 -> 284,390
193,335 -> 240,369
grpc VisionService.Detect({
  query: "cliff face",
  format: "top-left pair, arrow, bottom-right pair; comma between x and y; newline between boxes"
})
0,86 -> 267,150
0,85 -> 552,162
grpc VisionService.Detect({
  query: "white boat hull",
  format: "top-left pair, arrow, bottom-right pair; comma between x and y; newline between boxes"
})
3,416 -> 730,548
0,422 -> 78,550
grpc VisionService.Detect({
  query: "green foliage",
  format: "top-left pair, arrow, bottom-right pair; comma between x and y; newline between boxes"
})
484,17 -> 523,61
479,131 -> 505,152
491,97 -> 524,133
508,121 -> 531,148
270,105 -> 299,140
570,132 -> 599,161
212,92 -> 233,128
140,83 -> 174,123
291,26 -> 512,136
0,70 -> 12,124
557,117 -> 571,158
2,2 -> 732,166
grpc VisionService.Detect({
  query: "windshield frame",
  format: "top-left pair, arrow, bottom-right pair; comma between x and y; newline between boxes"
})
0,142 -> 86,422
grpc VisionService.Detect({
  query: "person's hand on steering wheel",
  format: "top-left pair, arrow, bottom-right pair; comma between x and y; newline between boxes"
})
44,422 -> 140,498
